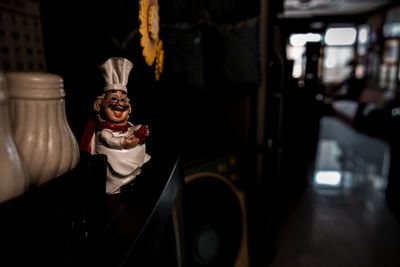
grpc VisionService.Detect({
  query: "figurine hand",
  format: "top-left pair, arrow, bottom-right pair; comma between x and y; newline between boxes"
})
122,135 -> 140,148
133,125 -> 150,144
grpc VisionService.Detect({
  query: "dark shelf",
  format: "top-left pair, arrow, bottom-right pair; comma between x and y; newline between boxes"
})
0,150 -> 181,267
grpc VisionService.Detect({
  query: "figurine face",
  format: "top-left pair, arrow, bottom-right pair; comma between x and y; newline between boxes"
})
101,90 -> 131,125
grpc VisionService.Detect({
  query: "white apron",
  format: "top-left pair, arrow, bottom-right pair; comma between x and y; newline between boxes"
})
94,124 -> 151,194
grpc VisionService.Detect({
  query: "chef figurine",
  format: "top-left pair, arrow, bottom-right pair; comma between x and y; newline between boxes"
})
81,57 -> 150,194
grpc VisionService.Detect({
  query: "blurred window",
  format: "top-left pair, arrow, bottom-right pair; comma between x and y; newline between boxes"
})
287,33 -> 322,78
324,27 -> 357,46
383,22 -> 400,38
322,26 -> 356,83
322,46 -> 354,83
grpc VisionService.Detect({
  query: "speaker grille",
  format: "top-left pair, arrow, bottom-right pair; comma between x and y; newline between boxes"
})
183,175 -> 243,267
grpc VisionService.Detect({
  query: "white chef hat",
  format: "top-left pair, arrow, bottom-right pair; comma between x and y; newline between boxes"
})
99,57 -> 133,92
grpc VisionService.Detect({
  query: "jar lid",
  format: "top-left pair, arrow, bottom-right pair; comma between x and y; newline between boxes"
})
6,72 -> 65,99
0,72 -> 8,103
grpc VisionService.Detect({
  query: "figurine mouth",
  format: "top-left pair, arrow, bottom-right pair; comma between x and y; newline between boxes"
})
110,105 -> 128,119
113,109 -> 123,118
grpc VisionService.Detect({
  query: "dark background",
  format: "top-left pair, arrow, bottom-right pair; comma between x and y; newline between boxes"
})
3,0 -> 400,265
37,0 -> 262,162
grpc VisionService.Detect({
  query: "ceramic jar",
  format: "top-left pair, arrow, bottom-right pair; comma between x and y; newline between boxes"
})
0,72 -> 29,203
7,72 -> 80,186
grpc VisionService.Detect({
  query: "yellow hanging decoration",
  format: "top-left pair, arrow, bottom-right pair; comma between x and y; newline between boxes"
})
155,40 -> 164,81
138,0 -> 160,66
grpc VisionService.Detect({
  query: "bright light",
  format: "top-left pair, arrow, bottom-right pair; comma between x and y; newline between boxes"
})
358,26 -> 369,44
290,33 -> 322,47
324,57 -> 336,68
324,27 -> 357,46
305,33 -> 322,42
290,34 -> 306,47
323,46 -> 354,68
292,63 -> 303,78
286,45 -> 305,60
315,171 -> 342,186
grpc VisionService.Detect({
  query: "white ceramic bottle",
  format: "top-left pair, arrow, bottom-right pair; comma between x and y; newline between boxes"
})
6,72 -> 80,186
0,72 -> 29,203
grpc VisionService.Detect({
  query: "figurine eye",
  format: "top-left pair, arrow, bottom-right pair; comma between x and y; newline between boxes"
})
120,98 -> 126,103
111,97 -> 117,101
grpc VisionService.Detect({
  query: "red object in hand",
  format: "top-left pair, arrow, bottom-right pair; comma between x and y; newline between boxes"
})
134,125 -> 148,143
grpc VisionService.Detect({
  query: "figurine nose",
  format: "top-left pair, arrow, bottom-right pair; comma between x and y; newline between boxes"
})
116,99 -> 129,108
115,99 -> 124,105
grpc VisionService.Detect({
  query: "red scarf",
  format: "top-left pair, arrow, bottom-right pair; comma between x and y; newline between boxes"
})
79,118 -> 133,153
96,121 -> 132,133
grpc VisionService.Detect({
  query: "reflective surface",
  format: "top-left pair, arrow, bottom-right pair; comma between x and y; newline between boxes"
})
267,117 -> 400,267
